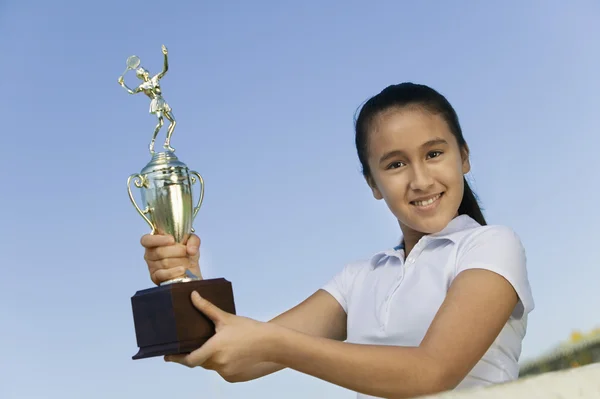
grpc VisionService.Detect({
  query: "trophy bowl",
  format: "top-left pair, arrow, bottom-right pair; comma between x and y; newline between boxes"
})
127,150 -> 204,282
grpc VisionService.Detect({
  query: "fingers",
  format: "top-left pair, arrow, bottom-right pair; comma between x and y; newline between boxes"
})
141,233 -> 201,285
144,243 -> 187,262
141,234 -> 199,260
140,234 -> 175,248
165,338 -> 215,368
164,354 -> 193,367
152,267 -> 186,286
165,353 -> 204,368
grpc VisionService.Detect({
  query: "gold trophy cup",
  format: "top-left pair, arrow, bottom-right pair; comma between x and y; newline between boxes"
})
119,45 -> 236,360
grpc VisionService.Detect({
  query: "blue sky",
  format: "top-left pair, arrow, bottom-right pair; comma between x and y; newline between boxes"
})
1,1 -> 599,398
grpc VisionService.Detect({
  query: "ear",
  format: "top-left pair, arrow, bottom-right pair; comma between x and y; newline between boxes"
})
365,175 -> 383,200
460,145 -> 471,175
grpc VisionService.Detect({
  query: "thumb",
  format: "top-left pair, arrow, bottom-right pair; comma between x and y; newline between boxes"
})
187,234 -> 200,256
191,291 -> 226,323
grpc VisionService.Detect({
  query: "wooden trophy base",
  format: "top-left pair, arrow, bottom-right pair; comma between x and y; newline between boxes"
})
130,277 -> 236,360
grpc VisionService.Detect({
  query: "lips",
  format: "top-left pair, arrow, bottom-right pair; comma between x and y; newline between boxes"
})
411,193 -> 443,207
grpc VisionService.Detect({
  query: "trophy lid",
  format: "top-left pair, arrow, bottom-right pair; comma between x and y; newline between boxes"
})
140,151 -> 188,174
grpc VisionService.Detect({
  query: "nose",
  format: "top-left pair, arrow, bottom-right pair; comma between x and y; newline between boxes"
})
409,163 -> 435,191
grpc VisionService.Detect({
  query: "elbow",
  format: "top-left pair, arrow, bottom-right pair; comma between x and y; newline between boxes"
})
414,347 -> 473,394
408,355 -> 465,397
386,371 -> 459,399
387,360 -> 463,398
428,363 -> 466,393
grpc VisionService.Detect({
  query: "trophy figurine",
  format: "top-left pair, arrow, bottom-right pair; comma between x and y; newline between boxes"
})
119,45 -> 236,360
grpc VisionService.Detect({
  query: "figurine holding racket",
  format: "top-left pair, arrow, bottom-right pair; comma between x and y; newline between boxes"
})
119,45 -> 176,154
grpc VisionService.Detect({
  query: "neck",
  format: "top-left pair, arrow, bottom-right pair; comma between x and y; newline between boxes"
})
399,226 -> 426,257
399,213 -> 460,256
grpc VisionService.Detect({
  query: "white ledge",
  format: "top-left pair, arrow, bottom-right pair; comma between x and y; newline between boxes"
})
419,363 -> 600,398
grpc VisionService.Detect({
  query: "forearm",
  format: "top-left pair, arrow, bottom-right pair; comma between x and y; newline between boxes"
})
227,290 -> 347,383
160,55 -> 168,77
226,362 -> 285,383
228,305 -> 332,382
268,326 -> 450,399
120,83 -> 136,94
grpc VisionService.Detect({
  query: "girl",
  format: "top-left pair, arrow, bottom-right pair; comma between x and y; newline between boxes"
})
142,83 -> 534,399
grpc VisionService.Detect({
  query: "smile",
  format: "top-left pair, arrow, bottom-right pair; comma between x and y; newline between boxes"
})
411,193 -> 443,208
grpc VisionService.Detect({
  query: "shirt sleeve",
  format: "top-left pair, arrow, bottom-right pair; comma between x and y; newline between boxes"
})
321,263 -> 361,314
455,225 -> 535,319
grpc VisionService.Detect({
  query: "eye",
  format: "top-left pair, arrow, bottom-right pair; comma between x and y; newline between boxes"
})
387,161 -> 405,170
427,151 -> 443,159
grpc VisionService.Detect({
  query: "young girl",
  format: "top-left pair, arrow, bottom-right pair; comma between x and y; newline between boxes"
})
142,83 -> 534,398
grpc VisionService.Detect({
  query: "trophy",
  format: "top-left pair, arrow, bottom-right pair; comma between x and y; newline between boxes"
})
119,45 -> 236,360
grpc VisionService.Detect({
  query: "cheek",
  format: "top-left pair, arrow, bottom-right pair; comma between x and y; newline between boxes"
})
376,173 -> 408,201
439,161 -> 466,194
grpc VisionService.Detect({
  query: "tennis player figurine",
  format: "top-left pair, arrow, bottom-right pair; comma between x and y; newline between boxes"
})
118,44 -> 176,154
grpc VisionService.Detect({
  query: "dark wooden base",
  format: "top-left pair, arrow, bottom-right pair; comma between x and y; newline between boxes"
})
130,277 -> 236,360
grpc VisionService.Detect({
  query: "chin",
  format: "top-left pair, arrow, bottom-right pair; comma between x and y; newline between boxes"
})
400,211 -> 457,236
416,219 -> 451,234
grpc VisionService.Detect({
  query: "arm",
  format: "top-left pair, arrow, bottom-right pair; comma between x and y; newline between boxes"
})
157,44 -> 169,79
266,269 -> 519,398
225,289 -> 346,382
118,76 -> 142,95
140,233 -> 343,381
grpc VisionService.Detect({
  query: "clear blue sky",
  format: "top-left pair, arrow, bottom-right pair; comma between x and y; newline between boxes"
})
1,1 -> 599,398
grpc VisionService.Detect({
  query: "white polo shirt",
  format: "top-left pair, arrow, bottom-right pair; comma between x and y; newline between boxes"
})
322,215 -> 534,398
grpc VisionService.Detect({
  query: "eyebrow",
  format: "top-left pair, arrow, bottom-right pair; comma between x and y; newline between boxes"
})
379,138 -> 449,164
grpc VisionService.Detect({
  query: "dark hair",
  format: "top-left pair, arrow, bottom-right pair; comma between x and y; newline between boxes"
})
354,82 -> 487,226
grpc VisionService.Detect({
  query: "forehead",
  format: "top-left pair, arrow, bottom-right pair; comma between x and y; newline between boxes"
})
368,107 -> 454,153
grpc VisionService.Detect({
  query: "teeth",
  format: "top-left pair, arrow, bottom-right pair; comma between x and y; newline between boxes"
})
413,194 -> 441,207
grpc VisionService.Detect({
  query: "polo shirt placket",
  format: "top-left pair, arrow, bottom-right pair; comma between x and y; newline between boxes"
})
381,236 -> 435,330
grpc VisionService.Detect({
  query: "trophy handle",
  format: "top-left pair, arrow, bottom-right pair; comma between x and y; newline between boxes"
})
127,173 -> 156,234
189,170 -> 205,233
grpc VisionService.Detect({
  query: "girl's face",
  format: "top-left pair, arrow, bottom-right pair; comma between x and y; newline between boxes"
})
366,107 -> 470,236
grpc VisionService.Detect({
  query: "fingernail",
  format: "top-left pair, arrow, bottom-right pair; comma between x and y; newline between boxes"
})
191,291 -> 201,299
164,356 -> 171,362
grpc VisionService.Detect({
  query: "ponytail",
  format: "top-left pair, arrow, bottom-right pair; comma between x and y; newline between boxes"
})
458,177 -> 487,226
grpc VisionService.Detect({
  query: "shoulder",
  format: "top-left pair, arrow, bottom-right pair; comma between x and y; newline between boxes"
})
457,224 -> 525,256
452,224 -> 534,319
333,258 -> 373,281
429,216 -> 527,270
320,259 -> 371,313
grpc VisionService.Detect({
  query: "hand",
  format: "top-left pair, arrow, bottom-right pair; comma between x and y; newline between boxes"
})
141,234 -> 202,285
162,44 -> 168,55
165,292 -> 277,380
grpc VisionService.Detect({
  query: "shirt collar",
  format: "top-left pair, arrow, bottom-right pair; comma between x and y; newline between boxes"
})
369,215 -> 482,268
